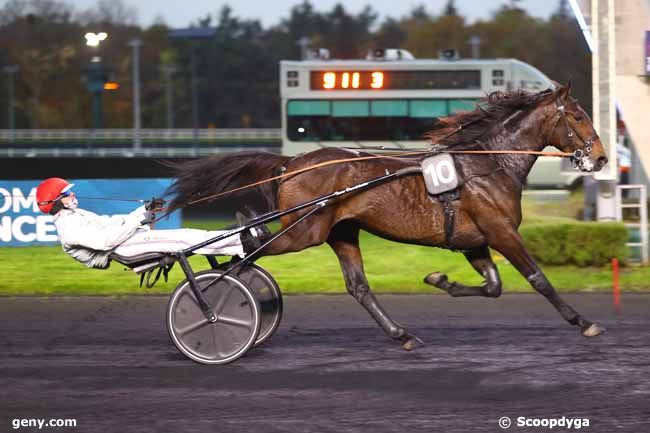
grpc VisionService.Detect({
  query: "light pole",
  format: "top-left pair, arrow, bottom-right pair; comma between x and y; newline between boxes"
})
190,48 -> 199,146
83,32 -> 108,131
296,36 -> 310,60
129,38 -> 143,150
3,65 -> 18,142
160,65 -> 176,129
169,27 -> 216,153
467,35 -> 482,59
84,58 -> 108,129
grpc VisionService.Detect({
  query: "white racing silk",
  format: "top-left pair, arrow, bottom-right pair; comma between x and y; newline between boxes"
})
53,207 -> 244,269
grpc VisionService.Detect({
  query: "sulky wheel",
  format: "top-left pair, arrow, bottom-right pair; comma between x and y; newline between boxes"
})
227,263 -> 283,346
167,270 -> 261,365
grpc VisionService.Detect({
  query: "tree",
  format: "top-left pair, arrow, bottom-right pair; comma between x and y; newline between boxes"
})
507,0 -> 524,11
314,4 -> 377,58
372,18 -> 407,49
544,6 -> 591,114
407,4 -> 431,24
443,0 -> 459,17
552,0 -> 571,21
402,9 -> 466,58
77,0 -> 137,26
0,0 -> 594,128
0,0 -> 82,127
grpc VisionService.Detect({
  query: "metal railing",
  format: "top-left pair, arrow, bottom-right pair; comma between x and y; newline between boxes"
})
0,128 -> 283,158
615,184 -> 649,263
0,146 -> 281,158
0,128 -> 282,142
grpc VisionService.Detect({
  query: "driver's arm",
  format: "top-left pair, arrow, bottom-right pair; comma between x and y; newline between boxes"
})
56,206 -> 149,251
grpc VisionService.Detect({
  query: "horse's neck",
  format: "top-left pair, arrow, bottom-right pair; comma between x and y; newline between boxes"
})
485,111 -> 549,183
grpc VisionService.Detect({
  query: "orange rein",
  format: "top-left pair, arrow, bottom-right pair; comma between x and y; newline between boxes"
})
184,148 -> 573,207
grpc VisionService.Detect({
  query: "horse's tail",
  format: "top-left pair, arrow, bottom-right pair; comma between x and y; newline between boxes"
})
165,151 -> 292,212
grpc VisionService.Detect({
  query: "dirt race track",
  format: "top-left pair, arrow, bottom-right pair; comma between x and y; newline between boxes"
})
0,294 -> 649,433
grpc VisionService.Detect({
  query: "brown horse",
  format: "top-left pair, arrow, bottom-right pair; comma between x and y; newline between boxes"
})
169,84 -> 608,350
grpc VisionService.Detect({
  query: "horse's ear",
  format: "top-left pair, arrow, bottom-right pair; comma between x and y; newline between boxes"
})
551,80 -> 570,100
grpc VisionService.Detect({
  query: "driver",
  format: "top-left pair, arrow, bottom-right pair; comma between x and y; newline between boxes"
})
36,178 -> 267,269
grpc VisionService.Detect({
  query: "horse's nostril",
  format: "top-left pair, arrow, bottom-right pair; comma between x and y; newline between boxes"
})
596,156 -> 608,170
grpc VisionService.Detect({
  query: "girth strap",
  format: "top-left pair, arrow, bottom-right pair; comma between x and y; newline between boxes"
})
435,189 -> 460,250
443,199 -> 456,249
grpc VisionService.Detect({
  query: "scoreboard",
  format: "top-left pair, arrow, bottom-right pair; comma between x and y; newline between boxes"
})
310,70 -> 481,91
280,56 -> 552,156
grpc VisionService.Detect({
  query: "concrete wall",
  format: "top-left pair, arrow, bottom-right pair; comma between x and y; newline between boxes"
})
614,0 -> 650,186
577,0 -> 650,186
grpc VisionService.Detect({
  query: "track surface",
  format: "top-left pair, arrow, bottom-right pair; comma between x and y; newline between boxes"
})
1,294 -> 649,433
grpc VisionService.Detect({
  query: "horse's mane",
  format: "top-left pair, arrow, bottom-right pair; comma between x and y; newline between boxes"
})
424,89 -> 554,147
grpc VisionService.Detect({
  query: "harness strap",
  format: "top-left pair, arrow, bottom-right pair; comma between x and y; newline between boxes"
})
139,262 -> 175,289
433,190 -> 460,250
186,150 -> 432,206
180,148 -> 573,209
551,98 -> 597,166
146,267 -> 164,289
443,199 -> 456,249
434,164 -> 509,250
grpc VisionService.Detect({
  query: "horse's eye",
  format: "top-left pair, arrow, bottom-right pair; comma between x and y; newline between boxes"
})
574,115 -> 583,122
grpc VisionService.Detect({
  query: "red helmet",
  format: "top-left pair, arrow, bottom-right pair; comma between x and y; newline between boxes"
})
36,178 -> 74,214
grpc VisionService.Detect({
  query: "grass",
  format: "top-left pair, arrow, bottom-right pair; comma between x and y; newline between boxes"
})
2,189 -> 648,296
1,220 -> 649,296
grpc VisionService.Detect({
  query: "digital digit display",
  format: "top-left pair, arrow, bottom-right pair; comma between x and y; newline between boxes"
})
310,70 -> 480,90
319,71 -> 381,89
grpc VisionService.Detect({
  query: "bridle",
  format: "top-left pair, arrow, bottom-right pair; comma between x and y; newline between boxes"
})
548,98 -> 598,171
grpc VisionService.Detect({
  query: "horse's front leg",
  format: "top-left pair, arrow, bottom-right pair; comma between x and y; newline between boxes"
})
424,246 -> 502,297
484,225 -> 605,337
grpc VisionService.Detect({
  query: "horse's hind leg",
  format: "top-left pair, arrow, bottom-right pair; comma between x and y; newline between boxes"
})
424,246 -> 502,297
327,222 -> 422,351
259,212 -> 333,256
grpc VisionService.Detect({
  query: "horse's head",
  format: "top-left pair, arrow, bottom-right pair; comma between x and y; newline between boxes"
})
543,82 -> 608,173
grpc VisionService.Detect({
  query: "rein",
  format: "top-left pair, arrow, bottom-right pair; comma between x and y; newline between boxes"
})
184,147 -> 574,207
71,97 -> 584,212
184,97 -> 593,207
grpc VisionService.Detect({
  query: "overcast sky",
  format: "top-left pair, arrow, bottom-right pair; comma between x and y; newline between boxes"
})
62,0 -> 556,28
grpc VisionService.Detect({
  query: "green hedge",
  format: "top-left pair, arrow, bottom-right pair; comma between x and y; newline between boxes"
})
520,221 -> 628,266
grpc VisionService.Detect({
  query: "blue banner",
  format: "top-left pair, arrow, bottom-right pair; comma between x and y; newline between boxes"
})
0,179 -> 181,247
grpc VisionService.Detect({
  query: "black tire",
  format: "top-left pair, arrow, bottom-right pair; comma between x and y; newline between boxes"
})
167,270 -> 261,365
228,264 -> 283,346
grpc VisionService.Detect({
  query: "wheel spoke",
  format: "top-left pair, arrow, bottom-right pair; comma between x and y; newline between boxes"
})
249,274 -> 267,292
210,322 -> 226,358
185,290 -> 201,309
218,315 -> 252,329
211,285 -> 233,316
176,318 -> 210,336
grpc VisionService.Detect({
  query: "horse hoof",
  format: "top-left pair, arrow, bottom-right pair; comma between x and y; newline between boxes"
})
582,323 -> 606,337
424,272 -> 447,288
401,335 -> 424,351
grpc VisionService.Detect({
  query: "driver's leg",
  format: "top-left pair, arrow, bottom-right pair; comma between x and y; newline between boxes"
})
113,228 -> 244,257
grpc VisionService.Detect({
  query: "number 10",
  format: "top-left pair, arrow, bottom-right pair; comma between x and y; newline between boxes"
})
427,160 -> 456,187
